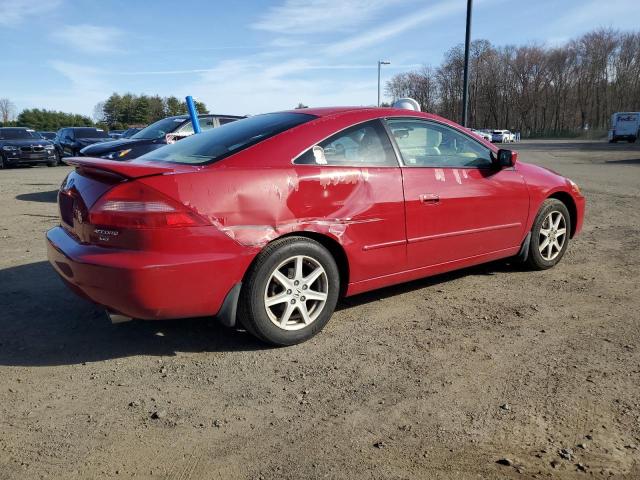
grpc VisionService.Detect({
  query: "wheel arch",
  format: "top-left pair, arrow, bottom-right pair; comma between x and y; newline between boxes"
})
274,231 -> 350,297
548,191 -> 577,237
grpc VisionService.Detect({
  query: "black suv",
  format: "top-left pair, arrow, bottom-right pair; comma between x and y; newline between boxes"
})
80,114 -> 243,160
0,127 -> 59,168
55,127 -> 111,157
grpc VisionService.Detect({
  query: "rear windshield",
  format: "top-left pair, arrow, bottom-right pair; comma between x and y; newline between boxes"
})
0,129 -> 40,140
136,112 -> 316,165
74,128 -> 109,139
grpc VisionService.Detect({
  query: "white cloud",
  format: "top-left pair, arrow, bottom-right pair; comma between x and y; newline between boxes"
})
111,62 -> 421,76
175,51 -> 419,114
324,0 -> 466,55
0,0 -> 61,26
52,24 -> 122,53
252,0 -> 401,34
23,61 -> 111,114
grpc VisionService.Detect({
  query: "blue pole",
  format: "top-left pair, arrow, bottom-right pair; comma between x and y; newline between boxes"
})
185,96 -> 201,134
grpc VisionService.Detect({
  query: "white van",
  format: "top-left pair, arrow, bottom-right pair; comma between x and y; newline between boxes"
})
609,112 -> 640,143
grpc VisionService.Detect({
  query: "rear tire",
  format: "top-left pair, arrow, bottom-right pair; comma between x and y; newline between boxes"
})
0,155 -> 5,169
526,199 -> 571,270
238,236 -> 340,346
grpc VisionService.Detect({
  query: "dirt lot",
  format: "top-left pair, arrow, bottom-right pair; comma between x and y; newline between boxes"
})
0,140 -> 639,479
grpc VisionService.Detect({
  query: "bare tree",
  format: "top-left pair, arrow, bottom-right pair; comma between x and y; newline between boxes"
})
93,101 -> 106,123
385,29 -> 640,137
0,98 -> 16,124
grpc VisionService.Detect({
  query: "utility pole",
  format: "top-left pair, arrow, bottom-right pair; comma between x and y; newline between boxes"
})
377,60 -> 390,107
461,0 -> 473,126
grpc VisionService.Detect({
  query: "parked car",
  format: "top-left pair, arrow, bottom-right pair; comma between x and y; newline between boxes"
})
469,128 -> 492,141
79,114 -> 243,161
491,129 -> 515,143
108,130 -> 125,139
0,127 -> 59,168
608,112 -> 639,143
55,127 -> 111,157
47,107 -> 585,346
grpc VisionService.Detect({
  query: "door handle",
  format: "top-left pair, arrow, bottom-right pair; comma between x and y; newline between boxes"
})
419,193 -> 440,205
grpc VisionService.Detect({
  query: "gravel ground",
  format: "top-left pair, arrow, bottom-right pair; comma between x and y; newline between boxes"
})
0,139 -> 639,479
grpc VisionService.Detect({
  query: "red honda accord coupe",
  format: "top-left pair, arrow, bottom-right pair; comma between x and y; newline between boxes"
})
47,107 -> 585,345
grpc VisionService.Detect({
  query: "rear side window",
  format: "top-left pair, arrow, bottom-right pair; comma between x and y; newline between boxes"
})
294,120 -> 397,167
177,117 -> 217,135
136,112 -> 316,165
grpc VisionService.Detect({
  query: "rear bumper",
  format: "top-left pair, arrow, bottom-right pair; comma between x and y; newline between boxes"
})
46,226 -> 251,320
612,134 -> 636,140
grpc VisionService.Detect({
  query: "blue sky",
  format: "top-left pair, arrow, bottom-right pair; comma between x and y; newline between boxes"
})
1,0 -> 639,117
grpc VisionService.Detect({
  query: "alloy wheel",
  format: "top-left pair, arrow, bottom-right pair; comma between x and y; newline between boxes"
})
539,211 -> 567,261
263,255 -> 329,331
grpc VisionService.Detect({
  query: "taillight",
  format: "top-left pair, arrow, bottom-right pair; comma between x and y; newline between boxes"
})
89,181 -> 207,229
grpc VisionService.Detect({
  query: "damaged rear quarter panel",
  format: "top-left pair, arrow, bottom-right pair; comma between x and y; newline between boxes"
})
143,116 -> 408,287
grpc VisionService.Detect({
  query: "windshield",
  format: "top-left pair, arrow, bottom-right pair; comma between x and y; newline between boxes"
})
123,128 -> 140,138
131,117 -> 186,140
136,112 -> 316,165
75,128 -> 109,139
0,129 -> 40,140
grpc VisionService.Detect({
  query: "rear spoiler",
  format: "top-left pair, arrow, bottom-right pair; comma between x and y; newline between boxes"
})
63,157 -> 177,180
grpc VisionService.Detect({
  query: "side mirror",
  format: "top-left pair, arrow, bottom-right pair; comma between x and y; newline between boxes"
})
494,149 -> 517,168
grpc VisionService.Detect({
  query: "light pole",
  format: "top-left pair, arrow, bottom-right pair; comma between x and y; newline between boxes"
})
461,0 -> 473,126
377,60 -> 390,107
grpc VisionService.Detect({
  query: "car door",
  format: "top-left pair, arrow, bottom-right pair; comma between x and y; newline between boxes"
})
293,119 -> 407,283
62,129 -> 75,156
386,118 -> 529,270
55,129 -> 65,155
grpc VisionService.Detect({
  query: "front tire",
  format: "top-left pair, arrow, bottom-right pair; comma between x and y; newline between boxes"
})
238,236 -> 340,346
526,199 -> 571,270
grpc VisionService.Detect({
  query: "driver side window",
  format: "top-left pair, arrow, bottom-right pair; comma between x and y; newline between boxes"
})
386,119 -> 492,168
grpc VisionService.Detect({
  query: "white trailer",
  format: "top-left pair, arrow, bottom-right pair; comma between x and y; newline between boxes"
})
609,112 -> 640,143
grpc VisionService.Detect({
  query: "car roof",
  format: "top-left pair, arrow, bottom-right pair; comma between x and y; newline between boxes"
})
279,106 -> 462,128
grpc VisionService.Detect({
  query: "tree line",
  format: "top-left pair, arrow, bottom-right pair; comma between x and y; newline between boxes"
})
94,94 -> 209,130
0,100 -> 94,131
0,94 -> 209,131
386,29 -> 640,137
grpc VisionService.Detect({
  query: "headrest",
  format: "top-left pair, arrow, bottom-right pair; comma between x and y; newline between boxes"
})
426,129 -> 442,148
